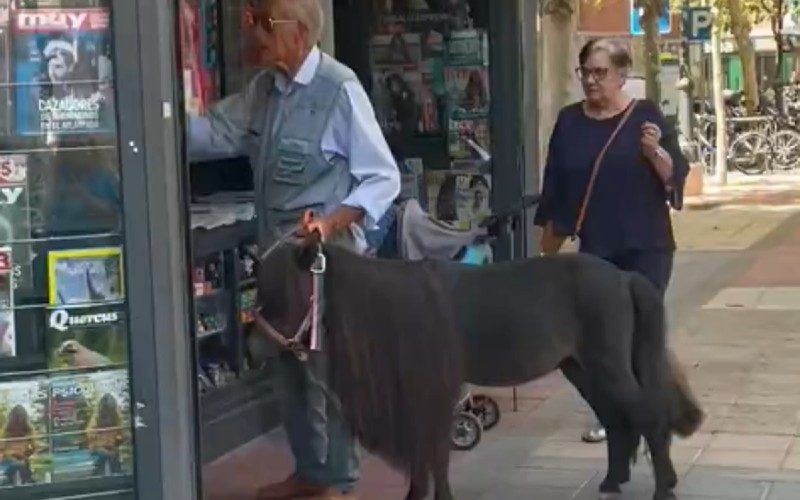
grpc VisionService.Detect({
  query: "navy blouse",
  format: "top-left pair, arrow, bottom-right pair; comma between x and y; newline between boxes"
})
534,99 -> 689,258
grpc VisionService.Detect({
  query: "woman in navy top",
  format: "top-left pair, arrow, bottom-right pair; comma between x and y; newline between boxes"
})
534,38 -> 689,443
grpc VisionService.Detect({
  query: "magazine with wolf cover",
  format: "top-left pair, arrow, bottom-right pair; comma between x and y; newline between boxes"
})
47,303 -> 127,370
0,378 -> 51,488
48,247 -> 123,306
50,369 -> 132,482
0,247 -> 14,358
13,6 -> 115,135
426,170 -> 491,230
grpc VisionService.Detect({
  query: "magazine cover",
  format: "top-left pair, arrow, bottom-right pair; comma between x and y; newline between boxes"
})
0,154 -> 31,245
446,29 -> 488,66
426,170 -> 491,229
50,369 -> 132,482
377,1 -> 470,32
447,115 -> 490,161
419,67 -> 440,133
179,0 -> 219,116
47,303 -> 127,370
47,247 -> 124,306
13,6 -> 115,135
0,378 -> 51,488
371,66 -> 422,135
400,158 -> 424,203
0,1 -> 10,136
444,65 -> 489,117
0,246 -> 14,358
369,32 -> 422,67
25,149 -> 122,237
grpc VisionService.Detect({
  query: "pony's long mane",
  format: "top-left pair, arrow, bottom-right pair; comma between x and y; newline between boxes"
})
299,244 -> 463,475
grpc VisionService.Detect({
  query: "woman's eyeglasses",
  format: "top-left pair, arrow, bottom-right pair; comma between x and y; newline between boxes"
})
575,66 -> 610,82
243,8 -> 298,33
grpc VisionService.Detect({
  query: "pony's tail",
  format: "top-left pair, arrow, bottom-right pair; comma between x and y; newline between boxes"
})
666,350 -> 704,437
629,273 -> 703,438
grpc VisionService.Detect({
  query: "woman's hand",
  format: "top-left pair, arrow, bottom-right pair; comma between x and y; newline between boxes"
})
641,121 -> 674,185
641,121 -> 662,161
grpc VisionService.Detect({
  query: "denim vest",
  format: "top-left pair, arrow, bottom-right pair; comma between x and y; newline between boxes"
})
245,54 -> 357,246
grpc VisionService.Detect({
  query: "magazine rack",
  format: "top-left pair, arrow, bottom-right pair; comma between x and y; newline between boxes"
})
191,219 -> 280,463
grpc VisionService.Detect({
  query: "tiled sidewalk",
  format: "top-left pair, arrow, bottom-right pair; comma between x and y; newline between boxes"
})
204,193 -> 800,500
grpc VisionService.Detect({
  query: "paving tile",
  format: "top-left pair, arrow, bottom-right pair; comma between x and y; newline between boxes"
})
758,287 -> 800,310
670,446 -> 704,466
522,456 -> 607,472
766,481 -> 800,500
706,433 -> 793,452
529,438 -> 609,461
781,453 -> 800,471
674,432 -> 714,449
696,449 -> 786,469
477,484 -> 578,500
572,473 -> 655,500
719,404 -> 800,435
504,467 -> 597,489
703,287 -> 764,309
677,467 -> 771,498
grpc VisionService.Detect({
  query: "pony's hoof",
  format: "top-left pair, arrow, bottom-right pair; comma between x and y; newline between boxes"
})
599,480 -> 622,494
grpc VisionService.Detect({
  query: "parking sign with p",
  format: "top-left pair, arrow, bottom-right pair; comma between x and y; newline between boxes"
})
683,7 -> 712,41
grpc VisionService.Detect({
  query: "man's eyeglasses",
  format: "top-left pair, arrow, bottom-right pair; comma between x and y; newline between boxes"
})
575,66 -> 610,82
243,9 -> 298,33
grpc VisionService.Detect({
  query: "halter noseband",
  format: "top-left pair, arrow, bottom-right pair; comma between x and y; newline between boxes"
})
255,227 -> 326,362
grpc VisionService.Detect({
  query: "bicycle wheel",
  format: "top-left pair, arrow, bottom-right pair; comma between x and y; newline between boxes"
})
770,129 -> 800,171
728,131 -> 771,175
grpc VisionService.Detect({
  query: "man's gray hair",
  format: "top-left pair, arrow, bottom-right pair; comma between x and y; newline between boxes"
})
281,0 -> 324,49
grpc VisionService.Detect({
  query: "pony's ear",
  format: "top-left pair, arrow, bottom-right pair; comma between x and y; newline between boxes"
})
293,231 -> 322,270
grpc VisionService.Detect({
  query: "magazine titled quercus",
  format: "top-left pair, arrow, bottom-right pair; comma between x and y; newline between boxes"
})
46,302 -> 128,371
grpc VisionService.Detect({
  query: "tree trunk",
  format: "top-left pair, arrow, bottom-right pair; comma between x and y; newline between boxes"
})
772,4 -> 786,111
641,0 -> 662,104
538,0 -> 578,171
728,0 -> 759,114
712,5 -> 727,185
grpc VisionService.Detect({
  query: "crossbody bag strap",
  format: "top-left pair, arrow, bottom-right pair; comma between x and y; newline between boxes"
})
572,99 -> 638,239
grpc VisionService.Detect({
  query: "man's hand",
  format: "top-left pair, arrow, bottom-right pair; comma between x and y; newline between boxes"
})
301,206 -> 366,241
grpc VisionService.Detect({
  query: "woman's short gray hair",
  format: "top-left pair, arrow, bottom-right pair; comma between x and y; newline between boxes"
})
280,0 -> 324,49
579,38 -> 632,77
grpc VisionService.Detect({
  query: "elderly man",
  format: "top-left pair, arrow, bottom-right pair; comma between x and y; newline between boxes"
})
189,1 -> 400,498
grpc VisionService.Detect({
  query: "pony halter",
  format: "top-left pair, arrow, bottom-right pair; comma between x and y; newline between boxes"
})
256,226 -> 327,362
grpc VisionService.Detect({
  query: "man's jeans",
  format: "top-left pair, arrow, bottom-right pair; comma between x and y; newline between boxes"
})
277,351 -> 360,491
275,229 -> 360,492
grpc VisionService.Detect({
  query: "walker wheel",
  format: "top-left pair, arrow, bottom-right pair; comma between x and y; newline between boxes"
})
471,394 -> 501,430
451,412 -> 482,451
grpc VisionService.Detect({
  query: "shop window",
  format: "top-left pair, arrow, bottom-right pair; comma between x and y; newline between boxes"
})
336,0 -> 493,230
0,0 -> 135,497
